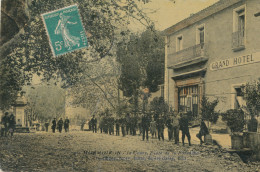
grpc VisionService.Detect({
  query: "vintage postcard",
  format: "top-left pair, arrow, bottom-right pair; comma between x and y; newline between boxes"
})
1,0 -> 260,171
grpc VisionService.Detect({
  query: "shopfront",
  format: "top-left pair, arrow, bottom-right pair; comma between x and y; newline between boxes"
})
173,74 -> 205,117
178,85 -> 199,116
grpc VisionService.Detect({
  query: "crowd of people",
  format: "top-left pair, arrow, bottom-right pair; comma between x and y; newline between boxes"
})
0,112 -> 16,137
1,110 -> 209,146
0,113 -> 71,136
50,117 -> 70,133
90,111 -> 209,146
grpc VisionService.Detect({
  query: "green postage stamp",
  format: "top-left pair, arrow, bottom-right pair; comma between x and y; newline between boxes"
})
42,5 -> 88,56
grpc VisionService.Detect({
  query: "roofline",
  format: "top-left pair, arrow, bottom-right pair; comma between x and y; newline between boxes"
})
164,0 -> 244,36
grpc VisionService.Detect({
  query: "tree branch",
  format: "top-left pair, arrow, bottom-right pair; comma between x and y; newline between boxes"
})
85,74 -> 116,109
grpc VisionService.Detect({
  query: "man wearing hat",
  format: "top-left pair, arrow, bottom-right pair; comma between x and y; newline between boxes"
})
196,119 -> 209,145
141,113 -> 150,141
9,113 -> 16,137
51,118 -> 57,133
1,112 -> 9,137
57,118 -> 64,133
172,112 -> 180,144
179,113 -> 191,146
64,117 -> 70,132
91,115 -> 97,133
157,114 -> 165,141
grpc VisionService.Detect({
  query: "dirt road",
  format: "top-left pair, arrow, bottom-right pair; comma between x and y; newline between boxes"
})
0,131 -> 259,171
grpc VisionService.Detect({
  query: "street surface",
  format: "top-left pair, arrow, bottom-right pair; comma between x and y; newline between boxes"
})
0,131 -> 259,172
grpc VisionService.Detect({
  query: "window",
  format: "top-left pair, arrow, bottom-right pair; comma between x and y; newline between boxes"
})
233,5 -> 246,50
176,35 -> 183,52
234,87 -> 245,109
231,84 -> 246,109
199,27 -> 205,44
196,24 -> 205,46
235,87 -> 243,97
178,85 -> 199,116
238,11 -> 245,37
160,85 -> 164,98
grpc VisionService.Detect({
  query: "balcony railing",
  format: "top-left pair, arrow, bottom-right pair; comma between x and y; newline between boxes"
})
168,43 -> 207,67
232,31 -> 245,50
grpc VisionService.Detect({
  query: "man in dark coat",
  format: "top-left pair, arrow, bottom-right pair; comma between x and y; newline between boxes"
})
64,117 -> 70,132
141,113 -> 150,141
91,115 -> 97,133
57,118 -> 63,133
51,118 -> 57,133
172,112 -> 180,144
1,112 -> 9,136
196,119 -> 209,145
9,114 -> 16,137
166,116 -> 173,141
179,113 -> 191,146
157,114 -> 165,141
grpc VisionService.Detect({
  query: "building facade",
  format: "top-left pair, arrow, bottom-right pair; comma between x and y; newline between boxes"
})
164,0 -> 260,117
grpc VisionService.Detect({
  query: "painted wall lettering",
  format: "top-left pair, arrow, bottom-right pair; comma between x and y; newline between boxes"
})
210,52 -> 260,71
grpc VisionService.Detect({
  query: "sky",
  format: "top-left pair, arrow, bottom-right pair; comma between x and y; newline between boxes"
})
131,0 -> 219,31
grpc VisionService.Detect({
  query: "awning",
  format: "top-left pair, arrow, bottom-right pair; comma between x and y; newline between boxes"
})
171,68 -> 207,80
168,57 -> 208,70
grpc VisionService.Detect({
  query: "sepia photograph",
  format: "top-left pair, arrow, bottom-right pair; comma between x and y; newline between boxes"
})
0,0 -> 260,171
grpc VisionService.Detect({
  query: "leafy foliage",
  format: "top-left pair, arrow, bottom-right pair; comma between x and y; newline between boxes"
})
0,62 -> 25,110
149,97 -> 169,120
116,28 -> 164,114
69,56 -> 121,113
116,28 -> 164,97
0,0 -> 153,110
201,96 -> 219,127
24,85 -> 65,123
242,79 -> 260,117
222,109 -> 245,132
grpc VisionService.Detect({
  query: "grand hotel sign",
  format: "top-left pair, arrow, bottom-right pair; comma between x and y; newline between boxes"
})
210,52 -> 260,71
